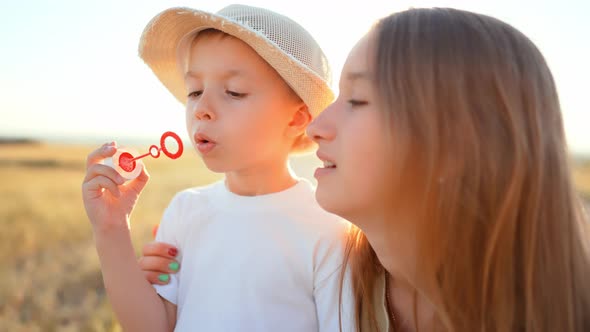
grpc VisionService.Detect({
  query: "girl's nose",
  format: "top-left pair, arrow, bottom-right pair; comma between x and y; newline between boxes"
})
307,103 -> 336,142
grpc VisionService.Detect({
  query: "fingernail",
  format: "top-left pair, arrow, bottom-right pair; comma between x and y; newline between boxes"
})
116,175 -> 125,184
158,274 -> 170,282
169,262 -> 180,271
168,248 -> 178,257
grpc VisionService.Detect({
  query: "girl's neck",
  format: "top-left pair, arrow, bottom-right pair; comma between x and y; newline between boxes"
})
386,272 -> 436,332
361,220 -> 436,331
224,158 -> 297,196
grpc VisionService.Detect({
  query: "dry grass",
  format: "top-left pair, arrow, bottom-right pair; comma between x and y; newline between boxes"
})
0,142 -> 223,332
0,142 -> 587,331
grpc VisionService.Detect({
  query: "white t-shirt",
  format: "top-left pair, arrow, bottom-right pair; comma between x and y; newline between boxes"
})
154,179 -> 354,331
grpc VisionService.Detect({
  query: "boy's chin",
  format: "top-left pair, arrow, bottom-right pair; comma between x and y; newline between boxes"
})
201,159 -> 233,173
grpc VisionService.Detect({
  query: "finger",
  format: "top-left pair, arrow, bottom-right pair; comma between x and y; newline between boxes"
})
82,175 -> 121,198
138,256 -> 180,274
142,270 -> 172,285
127,166 -> 150,194
84,164 -> 125,185
86,142 -> 118,168
142,241 -> 179,259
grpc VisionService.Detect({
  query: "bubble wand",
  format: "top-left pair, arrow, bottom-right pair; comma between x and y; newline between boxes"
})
104,131 -> 184,180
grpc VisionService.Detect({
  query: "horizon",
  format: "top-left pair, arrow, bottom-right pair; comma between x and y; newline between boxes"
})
2,133 -> 590,160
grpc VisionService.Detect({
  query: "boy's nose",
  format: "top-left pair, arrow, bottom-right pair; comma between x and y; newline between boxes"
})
194,100 -> 215,121
193,90 -> 216,121
195,110 -> 214,121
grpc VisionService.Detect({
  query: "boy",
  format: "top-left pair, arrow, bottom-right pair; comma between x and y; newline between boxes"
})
82,4 -> 352,331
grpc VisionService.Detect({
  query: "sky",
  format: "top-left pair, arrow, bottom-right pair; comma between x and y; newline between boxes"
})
1,0 -> 589,155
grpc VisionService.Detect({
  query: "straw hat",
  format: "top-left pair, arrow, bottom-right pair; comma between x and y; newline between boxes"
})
138,4 -> 334,118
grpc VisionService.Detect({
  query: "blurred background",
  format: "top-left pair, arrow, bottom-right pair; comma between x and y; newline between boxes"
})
1,0 -> 588,331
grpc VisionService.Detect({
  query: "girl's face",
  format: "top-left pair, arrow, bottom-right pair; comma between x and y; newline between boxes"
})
306,33 -> 391,223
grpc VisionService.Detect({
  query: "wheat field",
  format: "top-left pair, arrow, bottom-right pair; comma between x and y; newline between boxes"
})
0,142 -> 588,331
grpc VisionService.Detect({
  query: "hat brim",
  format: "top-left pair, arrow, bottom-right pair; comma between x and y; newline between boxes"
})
138,7 -> 334,118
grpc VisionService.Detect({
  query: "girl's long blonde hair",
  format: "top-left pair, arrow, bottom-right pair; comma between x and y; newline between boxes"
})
341,8 -> 590,331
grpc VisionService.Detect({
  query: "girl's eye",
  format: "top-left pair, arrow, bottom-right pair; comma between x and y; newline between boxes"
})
347,99 -> 369,107
227,90 -> 247,98
187,90 -> 203,98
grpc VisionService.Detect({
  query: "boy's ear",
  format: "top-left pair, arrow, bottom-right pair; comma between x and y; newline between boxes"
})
287,104 -> 311,136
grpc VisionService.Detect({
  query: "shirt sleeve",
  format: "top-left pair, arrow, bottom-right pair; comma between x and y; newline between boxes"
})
152,192 -> 185,305
313,223 -> 356,332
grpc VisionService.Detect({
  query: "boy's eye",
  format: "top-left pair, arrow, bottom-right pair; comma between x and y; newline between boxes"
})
188,90 -> 203,98
347,99 -> 368,107
226,90 -> 247,98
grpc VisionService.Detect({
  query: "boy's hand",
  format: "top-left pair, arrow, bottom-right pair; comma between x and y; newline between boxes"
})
82,142 -> 149,233
138,242 -> 180,285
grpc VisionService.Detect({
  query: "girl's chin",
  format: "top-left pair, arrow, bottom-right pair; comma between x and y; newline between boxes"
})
315,188 -> 345,215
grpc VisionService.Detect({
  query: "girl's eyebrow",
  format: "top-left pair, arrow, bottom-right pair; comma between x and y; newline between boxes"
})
346,71 -> 371,81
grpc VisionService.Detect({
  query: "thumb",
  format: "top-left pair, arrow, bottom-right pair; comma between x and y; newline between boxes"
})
127,166 -> 150,194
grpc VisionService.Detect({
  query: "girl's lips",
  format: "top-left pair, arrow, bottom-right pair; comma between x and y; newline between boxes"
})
314,166 -> 336,179
315,151 -> 337,179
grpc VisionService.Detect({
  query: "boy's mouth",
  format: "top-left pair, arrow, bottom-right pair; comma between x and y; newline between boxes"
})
194,133 -> 216,144
194,133 -> 217,155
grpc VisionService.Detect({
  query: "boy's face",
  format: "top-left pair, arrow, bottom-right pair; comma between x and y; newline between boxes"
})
184,32 -> 302,173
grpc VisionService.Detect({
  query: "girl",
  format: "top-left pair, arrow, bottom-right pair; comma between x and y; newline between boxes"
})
142,7 -> 590,331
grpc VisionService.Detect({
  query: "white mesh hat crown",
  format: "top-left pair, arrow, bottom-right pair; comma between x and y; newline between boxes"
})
139,4 -> 334,118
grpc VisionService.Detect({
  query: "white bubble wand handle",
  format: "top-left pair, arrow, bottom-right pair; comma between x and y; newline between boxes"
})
103,148 -> 144,180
